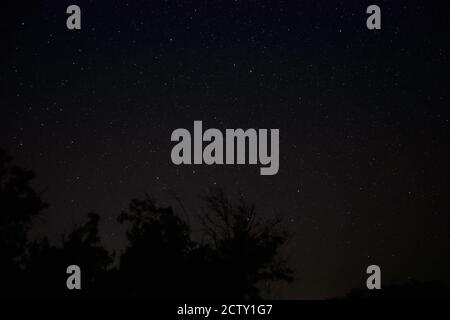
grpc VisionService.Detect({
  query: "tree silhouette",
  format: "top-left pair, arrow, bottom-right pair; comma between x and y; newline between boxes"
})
0,148 -> 47,297
0,147 -> 293,299
116,195 -> 195,299
197,189 -> 293,299
113,189 -> 293,299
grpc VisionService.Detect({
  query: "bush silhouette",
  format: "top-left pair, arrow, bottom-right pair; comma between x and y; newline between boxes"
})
23,212 -> 113,299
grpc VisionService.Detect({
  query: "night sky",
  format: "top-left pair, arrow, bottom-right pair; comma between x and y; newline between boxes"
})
1,0 -> 449,299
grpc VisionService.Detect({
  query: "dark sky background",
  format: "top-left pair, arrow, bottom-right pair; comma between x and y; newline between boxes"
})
1,0 -> 449,299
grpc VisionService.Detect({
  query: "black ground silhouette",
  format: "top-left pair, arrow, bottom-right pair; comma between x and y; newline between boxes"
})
341,281 -> 450,300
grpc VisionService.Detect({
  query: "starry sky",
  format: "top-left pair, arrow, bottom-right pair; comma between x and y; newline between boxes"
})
1,0 -> 449,299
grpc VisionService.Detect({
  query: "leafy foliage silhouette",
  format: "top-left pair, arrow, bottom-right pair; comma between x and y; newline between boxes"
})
23,212 -> 113,298
115,195 -> 195,299
0,148 -> 47,297
196,189 -> 293,299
